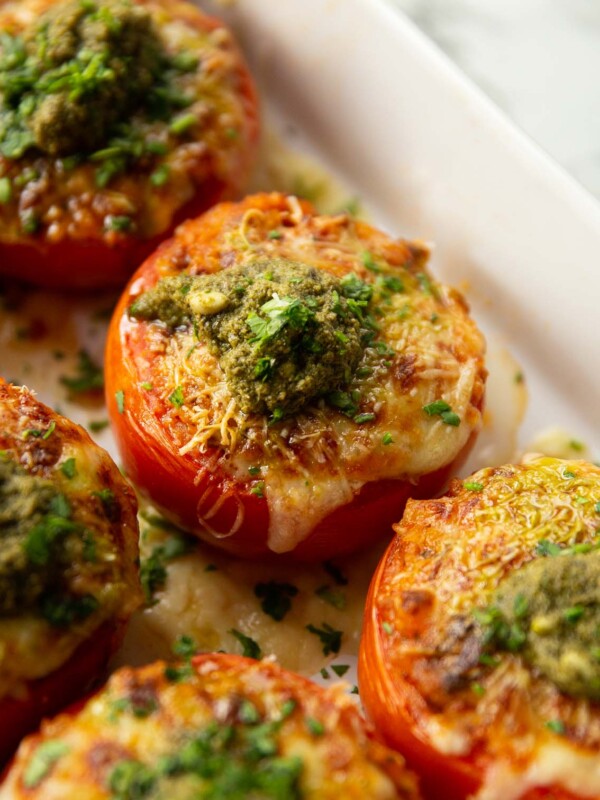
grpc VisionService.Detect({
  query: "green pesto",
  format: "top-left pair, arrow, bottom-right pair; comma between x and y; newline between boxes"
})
0,0 -> 168,157
130,260 -> 368,416
106,706 -> 304,799
0,456 -> 97,623
478,551 -> 600,700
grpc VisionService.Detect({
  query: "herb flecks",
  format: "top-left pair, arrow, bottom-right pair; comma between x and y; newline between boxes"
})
229,628 -> 262,660
306,622 -> 342,656
59,350 -> 104,394
422,399 -> 461,427
254,581 -> 298,621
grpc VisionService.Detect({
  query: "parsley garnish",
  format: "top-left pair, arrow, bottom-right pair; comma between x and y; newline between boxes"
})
422,399 -> 461,426
168,385 -> 185,408
331,664 -> 350,677
315,585 -> 346,610
254,581 -> 298,621
229,628 -> 262,659
140,533 -> 192,605
322,560 -> 348,586
536,539 -> 562,557
60,457 -> 77,479
23,740 -> 70,788
545,719 -> 565,735
60,350 -> 104,394
115,390 -> 125,414
247,293 -> 314,348
306,622 -> 342,655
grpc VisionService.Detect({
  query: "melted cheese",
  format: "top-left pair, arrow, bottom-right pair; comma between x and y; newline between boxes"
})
477,740 -> 600,800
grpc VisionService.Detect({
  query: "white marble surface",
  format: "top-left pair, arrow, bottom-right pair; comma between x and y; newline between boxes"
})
390,0 -> 600,203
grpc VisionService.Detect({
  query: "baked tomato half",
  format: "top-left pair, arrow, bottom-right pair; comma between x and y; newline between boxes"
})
0,378 -> 142,764
0,0 -> 259,289
105,192 -> 486,560
1,652 -> 421,799
359,456 -> 600,800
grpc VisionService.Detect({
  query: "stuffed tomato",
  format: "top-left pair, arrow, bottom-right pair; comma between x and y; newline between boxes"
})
359,456 -> 600,800
0,0 -> 259,289
105,192 -> 486,560
0,378 -> 141,763
1,652 -> 421,799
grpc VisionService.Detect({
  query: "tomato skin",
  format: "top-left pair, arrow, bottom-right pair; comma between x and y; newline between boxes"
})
0,2 -> 259,291
359,543 -> 480,800
0,620 -> 121,767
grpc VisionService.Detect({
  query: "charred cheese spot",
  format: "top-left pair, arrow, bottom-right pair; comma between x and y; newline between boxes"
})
0,379 -> 141,702
361,457 -> 600,800
111,192 -> 486,555
1,655 -> 421,799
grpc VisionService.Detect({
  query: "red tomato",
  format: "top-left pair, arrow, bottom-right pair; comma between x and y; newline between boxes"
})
105,193 -> 485,561
359,459 -> 600,800
0,0 -> 259,290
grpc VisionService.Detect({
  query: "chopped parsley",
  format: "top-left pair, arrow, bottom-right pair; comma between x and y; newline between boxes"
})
330,664 -> 350,678
229,628 -> 262,660
60,457 -> 77,479
59,350 -> 104,394
168,385 -> 185,408
254,581 -> 298,622
23,740 -> 70,788
140,533 -> 192,605
305,622 -> 342,656
322,560 -> 348,586
545,719 -> 565,735
422,399 -> 461,426
115,389 -> 125,414
315,585 -> 346,610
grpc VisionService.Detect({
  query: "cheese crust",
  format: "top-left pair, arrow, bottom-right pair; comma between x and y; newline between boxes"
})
1,654 -> 421,799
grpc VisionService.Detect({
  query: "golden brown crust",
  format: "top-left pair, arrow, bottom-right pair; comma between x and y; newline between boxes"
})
1,654 -> 421,799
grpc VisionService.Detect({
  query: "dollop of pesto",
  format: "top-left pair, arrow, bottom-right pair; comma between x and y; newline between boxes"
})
477,550 -> 600,699
0,0 -> 167,157
131,260 -> 368,416
0,456 -> 98,624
